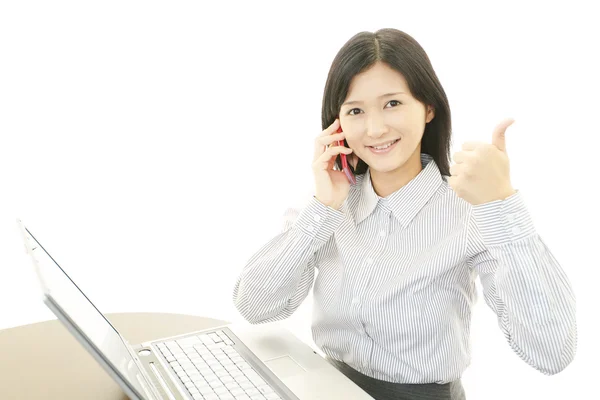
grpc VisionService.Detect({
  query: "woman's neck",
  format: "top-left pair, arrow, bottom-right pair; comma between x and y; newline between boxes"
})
370,150 -> 423,198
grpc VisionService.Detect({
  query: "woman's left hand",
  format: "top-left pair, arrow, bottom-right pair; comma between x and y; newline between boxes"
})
449,118 -> 517,205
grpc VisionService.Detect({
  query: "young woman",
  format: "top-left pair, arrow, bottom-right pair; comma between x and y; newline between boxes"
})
232,28 -> 576,400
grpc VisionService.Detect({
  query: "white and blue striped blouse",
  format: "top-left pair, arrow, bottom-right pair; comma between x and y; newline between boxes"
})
232,153 -> 577,384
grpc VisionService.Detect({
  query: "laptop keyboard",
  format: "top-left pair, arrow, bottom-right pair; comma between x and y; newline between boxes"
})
155,330 -> 283,400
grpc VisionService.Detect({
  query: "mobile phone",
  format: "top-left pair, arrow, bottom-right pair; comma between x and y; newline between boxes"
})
336,126 -> 356,184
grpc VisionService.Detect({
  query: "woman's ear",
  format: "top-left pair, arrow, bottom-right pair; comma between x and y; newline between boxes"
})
426,106 -> 435,123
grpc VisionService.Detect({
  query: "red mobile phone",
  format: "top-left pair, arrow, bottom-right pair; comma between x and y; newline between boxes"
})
336,126 -> 356,184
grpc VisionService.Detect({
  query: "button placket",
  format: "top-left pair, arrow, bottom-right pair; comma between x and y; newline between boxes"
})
379,212 -> 391,237
351,208 -> 390,337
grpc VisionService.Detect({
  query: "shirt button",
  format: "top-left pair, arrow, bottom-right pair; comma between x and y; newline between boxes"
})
379,230 -> 386,237
313,215 -> 321,222
506,213 -> 516,223
511,226 -> 521,235
366,258 -> 373,264
352,298 -> 360,304
306,225 -> 314,232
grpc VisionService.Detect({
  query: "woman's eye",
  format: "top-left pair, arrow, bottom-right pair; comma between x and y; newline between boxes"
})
386,100 -> 401,108
348,108 -> 362,116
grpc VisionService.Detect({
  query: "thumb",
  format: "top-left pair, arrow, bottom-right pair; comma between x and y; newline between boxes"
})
491,118 -> 515,152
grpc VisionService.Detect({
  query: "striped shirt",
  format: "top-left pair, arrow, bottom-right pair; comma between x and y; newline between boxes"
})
232,153 -> 577,384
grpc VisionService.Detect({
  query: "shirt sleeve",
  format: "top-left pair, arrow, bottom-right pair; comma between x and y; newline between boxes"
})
466,190 -> 577,375
232,196 -> 345,324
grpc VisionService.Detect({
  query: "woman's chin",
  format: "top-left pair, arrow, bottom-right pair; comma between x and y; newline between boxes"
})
363,155 -> 407,174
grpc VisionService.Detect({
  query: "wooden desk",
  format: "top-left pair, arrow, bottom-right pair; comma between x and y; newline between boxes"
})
0,312 -> 227,399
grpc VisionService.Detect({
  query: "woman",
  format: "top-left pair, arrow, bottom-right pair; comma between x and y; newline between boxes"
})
232,28 -> 576,400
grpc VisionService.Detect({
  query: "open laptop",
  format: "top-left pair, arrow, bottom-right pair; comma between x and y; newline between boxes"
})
17,220 -> 374,400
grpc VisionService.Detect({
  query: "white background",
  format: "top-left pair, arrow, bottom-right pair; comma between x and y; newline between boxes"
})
1,1 -> 599,399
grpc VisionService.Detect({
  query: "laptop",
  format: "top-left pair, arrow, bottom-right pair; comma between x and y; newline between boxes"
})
17,219 -> 374,400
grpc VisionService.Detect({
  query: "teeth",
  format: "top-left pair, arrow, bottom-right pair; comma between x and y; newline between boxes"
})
372,139 -> 397,150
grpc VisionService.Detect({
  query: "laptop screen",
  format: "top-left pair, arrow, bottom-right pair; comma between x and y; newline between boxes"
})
22,225 -> 150,399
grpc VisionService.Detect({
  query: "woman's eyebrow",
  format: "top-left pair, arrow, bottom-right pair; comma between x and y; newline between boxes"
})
342,92 -> 406,106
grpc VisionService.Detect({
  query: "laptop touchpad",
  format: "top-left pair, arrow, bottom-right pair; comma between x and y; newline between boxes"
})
264,356 -> 306,378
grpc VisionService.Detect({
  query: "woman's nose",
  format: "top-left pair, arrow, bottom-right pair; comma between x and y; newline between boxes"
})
366,116 -> 387,138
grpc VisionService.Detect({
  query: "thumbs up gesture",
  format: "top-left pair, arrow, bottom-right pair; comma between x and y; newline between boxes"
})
448,118 -> 517,205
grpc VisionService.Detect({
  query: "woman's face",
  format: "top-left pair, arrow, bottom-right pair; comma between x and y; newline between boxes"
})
339,61 -> 434,174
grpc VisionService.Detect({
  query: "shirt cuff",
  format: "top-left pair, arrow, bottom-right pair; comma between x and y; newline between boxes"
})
294,197 -> 345,243
471,190 -> 537,247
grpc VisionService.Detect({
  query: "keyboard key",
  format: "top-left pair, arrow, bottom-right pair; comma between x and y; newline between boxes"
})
240,380 -> 254,390
224,347 -> 237,355
207,359 -> 219,368
227,365 -> 240,373
232,356 -> 246,364
187,355 -> 198,362
221,356 -> 235,367
236,377 -> 251,385
159,347 -> 171,355
230,387 -> 245,396
177,336 -> 202,347
208,332 -> 222,342
215,386 -> 229,395
245,370 -> 266,387
258,385 -> 275,395
188,372 -> 201,380
236,361 -> 251,370
215,369 -> 229,378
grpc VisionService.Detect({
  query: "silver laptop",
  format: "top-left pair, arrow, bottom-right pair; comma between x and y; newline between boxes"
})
17,220 -> 374,400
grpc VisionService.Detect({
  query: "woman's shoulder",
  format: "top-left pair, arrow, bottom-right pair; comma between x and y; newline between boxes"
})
427,177 -> 473,217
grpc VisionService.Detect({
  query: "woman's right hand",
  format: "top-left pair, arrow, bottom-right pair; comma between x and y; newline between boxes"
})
312,119 -> 356,210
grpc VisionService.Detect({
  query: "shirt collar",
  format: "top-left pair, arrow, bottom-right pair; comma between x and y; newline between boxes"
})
347,153 -> 445,228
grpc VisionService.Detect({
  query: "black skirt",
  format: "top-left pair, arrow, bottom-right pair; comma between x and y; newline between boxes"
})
328,358 -> 466,400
